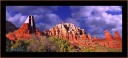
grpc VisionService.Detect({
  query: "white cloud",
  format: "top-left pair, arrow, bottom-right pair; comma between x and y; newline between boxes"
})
65,18 -> 80,27
33,14 -> 44,22
44,13 -> 63,24
6,6 -> 61,31
108,6 -> 122,11
6,11 -> 27,27
36,22 -> 53,31
35,13 -> 63,31
69,6 -> 122,38
6,11 -> 11,20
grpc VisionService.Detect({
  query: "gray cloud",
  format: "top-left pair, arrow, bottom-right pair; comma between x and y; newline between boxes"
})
36,13 -> 64,31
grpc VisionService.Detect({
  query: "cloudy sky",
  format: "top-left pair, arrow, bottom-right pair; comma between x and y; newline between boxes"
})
6,6 -> 122,38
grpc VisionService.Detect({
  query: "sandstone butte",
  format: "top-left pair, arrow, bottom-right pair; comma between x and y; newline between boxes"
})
6,15 -> 122,49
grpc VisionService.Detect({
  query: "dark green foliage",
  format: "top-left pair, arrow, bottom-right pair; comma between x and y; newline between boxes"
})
7,39 -> 28,52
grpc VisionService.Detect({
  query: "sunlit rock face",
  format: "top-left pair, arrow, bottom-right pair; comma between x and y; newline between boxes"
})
104,30 -> 113,41
113,31 -> 122,41
6,16 -> 41,40
43,23 -> 88,43
14,15 -> 41,35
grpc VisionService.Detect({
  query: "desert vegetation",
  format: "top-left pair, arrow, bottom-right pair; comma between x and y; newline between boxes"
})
6,35 -> 122,52
6,35 -> 76,52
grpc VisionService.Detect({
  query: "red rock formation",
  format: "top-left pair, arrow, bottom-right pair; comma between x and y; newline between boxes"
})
94,35 -> 97,39
6,16 -> 42,40
43,23 -> 122,49
6,33 -> 17,41
36,28 -> 41,35
87,33 -> 92,39
81,29 -> 88,40
104,30 -> 113,41
14,23 -> 31,34
6,16 -> 122,50
6,21 -> 17,33
43,23 -> 88,43
114,31 -> 121,40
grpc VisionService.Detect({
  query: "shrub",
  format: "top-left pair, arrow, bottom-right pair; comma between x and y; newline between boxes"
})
6,36 -> 76,52
9,39 -> 28,52
49,36 -> 75,52
27,36 -> 45,52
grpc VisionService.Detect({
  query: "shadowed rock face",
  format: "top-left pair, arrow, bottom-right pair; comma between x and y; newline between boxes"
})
6,21 -> 17,33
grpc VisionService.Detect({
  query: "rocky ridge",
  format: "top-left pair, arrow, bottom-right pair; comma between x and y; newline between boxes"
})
43,23 -> 122,49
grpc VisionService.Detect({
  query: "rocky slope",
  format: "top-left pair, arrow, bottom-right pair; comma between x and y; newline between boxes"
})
6,21 -> 17,33
6,16 -> 41,41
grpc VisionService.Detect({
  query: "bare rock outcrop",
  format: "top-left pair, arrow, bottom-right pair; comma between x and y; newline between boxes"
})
43,23 -> 88,43
114,31 -> 121,40
87,33 -> 92,39
104,30 -> 113,41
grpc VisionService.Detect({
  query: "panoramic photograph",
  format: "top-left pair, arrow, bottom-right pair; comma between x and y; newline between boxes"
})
6,6 -> 122,52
